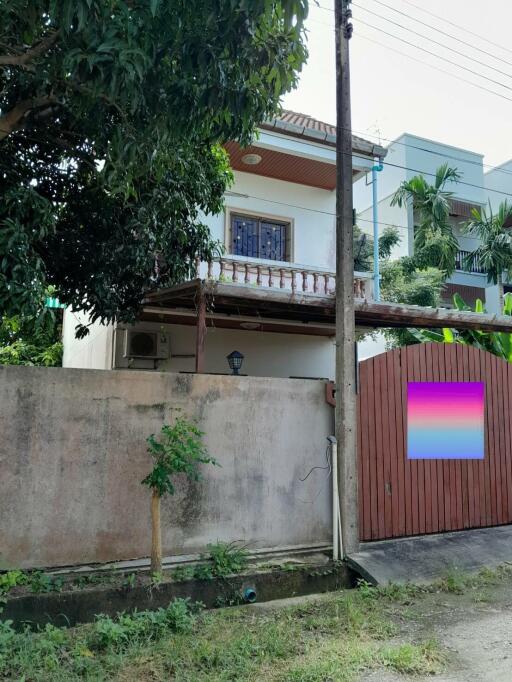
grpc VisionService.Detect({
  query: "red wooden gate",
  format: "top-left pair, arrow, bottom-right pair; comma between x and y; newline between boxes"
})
357,343 -> 512,541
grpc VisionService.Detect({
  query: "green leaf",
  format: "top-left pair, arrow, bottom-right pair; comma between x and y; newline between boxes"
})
442,328 -> 454,343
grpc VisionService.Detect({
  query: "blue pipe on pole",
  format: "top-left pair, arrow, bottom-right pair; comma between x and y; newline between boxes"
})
372,160 -> 383,302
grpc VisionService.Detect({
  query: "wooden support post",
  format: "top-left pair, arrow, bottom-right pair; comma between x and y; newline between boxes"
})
335,0 -> 359,556
195,292 -> 207,374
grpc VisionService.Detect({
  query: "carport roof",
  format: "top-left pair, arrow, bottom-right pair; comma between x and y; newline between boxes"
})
144,280 -> 512,334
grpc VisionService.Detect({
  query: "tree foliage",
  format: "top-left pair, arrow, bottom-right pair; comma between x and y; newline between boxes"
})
0,307 -> 62,366
391,163 -> 460,276
0,0 -> 308,334
463,201 -> 512,309
410,293 -> 512,362
380,257 -> 446,348
353,224 -> 400,272
142,418 -> 217,497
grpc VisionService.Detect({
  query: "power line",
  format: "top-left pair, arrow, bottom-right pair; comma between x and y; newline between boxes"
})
352,2 -> 512,81
305,14 -> 512,107
318,0 -> 512,71
357,18 -> 512,94
261,128 -> 512,195
368,0 -> 512,70
225,190 -> 483,241
400,0 -> 512,58
355,32 -> 512,106
351,149 -> 512,199
346,127 -> 512,180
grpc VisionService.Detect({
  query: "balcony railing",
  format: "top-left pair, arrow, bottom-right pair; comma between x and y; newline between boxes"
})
195,256 -> 374,300
455,250 -> 485,274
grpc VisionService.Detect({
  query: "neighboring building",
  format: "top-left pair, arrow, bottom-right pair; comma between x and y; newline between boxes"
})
353,133 -> 512,313
63,111 -> 386,377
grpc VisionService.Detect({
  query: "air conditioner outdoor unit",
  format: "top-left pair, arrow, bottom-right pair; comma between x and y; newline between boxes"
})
123,329 -> 170,360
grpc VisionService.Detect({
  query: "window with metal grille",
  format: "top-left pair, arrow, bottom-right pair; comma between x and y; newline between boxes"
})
230,213 -> 290,261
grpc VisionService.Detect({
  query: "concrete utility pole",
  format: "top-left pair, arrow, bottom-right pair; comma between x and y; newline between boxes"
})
334,0 -> 359,555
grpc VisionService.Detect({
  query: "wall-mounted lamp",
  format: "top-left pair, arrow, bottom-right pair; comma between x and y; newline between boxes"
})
227,350 -> 244,375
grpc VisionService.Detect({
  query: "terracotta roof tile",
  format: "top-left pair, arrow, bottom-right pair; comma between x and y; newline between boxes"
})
260,109 -> 387,158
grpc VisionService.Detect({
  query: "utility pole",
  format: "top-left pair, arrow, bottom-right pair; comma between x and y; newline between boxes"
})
335,0 -> 359,555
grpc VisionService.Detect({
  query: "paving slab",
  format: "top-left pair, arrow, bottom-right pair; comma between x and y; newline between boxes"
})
347,525 -> 512,585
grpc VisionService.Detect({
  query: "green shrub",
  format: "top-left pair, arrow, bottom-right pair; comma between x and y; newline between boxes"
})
29,571 -> 63,593
0,570 -> 28,594
91,598 -> 197,651
204,541 -> 249,578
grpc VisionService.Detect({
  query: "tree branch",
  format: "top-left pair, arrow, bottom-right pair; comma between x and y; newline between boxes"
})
0,97 -> 57,141
0,30 -> 60,69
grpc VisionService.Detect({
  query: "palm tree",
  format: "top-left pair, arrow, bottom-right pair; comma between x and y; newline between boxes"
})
463,201 -> 512,310
391,163 -> 460,276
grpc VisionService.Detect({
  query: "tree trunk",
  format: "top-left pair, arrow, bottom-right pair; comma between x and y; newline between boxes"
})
498,272 -> 504,313
150,489 -> 162,575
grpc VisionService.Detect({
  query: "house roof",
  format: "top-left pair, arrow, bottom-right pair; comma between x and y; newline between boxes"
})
260,110 -> 387,159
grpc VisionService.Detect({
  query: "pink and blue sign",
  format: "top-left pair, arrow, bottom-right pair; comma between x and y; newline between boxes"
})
407,382 -> 485,460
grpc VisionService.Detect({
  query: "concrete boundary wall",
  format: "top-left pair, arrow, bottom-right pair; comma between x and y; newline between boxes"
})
0,367 -> 333,569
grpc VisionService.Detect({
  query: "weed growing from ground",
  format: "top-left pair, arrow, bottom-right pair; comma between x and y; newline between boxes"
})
171,565 -> 195,582
121,573 -> 137,590
205,540 -> 249,577
29,571 -> 63,593
0,598 -> 197,680
0,570 -> 28,595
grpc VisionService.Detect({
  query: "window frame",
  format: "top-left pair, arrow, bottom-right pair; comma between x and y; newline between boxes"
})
225,207 -> 294,263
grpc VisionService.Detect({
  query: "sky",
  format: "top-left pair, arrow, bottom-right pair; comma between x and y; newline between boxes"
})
283,0 -> 512,168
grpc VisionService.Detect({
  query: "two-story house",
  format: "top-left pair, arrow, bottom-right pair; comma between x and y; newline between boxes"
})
62,111 -> 386,379
354,133 -> 512,313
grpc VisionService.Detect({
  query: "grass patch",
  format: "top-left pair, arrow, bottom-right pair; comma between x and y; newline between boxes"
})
0,582 -> 448,681
6,563 -> 512,679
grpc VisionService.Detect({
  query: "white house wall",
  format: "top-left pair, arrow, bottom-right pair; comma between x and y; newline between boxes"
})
62,309 -> 114,370
354,134 -> 487,262
203,170 -> 337,271
484,160 -> 512,211
119,320 -> 336,380
398,133 -> 485,205
353,140 -> 409,261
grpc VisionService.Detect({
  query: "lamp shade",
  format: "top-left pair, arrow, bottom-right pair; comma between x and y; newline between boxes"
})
227,350 -> 244,375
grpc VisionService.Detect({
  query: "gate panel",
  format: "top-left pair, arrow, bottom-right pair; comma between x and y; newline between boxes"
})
358,343 -> 512,541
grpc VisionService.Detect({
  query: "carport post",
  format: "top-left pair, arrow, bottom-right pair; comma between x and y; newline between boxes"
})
195,291 -> 207,373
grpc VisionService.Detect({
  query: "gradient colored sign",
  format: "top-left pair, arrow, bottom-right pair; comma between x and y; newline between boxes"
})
407,382 -> 485,460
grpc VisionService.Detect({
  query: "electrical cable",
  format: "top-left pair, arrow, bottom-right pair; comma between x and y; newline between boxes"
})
305,14 -> 512,106
258,129 -> 512,201
226,191 -> 483,243
299,445 -> 332,481
344,127 -> 512,180
317,0 -> 512,70
352,2 -> 512,81
368,0 -> 512,70
400,0 -> 512,58
357,18 -> 512,94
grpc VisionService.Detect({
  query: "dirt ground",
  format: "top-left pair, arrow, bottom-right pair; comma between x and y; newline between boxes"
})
359,580 -> 512,682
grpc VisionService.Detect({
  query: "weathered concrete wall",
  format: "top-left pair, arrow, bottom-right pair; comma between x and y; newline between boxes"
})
0,367 -> 333,569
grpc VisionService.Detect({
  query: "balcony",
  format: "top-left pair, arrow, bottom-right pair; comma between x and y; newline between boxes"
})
196,255 -> 374,300
455,250 -> 485,275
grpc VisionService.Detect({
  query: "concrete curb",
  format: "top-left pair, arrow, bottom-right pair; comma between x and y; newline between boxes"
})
3,564 -> 354,630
